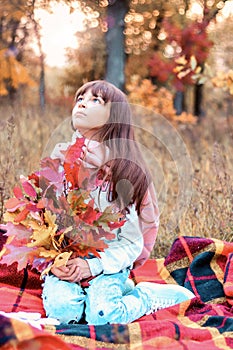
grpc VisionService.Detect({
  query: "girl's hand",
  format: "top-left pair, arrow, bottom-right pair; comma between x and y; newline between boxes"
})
67,258 -> 92,281
51,264 -> 82,283
51,258 -> 92,283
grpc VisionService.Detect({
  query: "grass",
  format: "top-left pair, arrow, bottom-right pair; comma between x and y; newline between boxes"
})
0,91 -> 232,259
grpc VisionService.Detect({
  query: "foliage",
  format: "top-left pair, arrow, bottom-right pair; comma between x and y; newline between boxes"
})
0,49 -> 36,96
148,19 -> 213,91
177,56 -> 233,97
127,76 -> 197,124
0,137 -> 124,275
0,0 -> 30,50
212,71 -> 233,96
0,0 -> 56,105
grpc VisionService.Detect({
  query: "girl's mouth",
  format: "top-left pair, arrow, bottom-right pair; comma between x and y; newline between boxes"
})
75,111 -> 86,117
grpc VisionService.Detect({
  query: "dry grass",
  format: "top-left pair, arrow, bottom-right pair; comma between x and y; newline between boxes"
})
0,92 -> 232,259
154,116 -> 232,257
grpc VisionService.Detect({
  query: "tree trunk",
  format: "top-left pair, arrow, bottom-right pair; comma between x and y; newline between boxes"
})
194,83 -> 205,120
39,65 -> 45,111
174,91 -> 185,115
32,17 -> 46,111
105,0 -> 129,91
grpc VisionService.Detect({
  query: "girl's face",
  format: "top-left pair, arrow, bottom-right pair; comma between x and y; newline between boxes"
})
72,89 -> 111,139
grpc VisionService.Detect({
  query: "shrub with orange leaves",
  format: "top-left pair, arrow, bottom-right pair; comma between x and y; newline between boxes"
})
0,49 -> 36,96
212,70 -> 233,96
127,76 -> 197,124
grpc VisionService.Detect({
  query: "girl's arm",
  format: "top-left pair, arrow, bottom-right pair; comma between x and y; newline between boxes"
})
88,183 -> 159,275
87,206 -> 144,276
134,183 -> 160,268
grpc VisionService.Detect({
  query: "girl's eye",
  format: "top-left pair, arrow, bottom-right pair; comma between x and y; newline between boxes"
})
92,97 -> 103,104
76,96 -> 84,103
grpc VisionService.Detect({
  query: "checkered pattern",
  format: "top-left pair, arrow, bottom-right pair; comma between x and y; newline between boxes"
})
1,234 -> 233,349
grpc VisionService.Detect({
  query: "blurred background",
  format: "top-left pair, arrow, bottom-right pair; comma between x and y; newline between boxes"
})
0,0 -> 232,257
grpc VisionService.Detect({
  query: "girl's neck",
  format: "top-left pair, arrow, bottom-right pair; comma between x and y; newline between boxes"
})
74,128 -> 100,141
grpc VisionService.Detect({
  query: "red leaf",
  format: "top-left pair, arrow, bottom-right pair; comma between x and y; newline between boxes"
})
1,245 -> 37,271
68,231 -> 108,258
37,198 -> 47,209
28,172 -> 40,187
79,200 -> 102,225
39,158 -> 64,193
25,202 -> 39,212
64,161 -> 81,189
1,222 -> 32,240
39,166 -> 64,184
40,157 -> 60,172
13,186 -> 24,199
21,180 -> 37,199
108,220 -> 126,230
62,137 -> 85,164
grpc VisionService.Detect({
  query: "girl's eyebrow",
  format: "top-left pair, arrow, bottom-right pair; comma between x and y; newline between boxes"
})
93,94 -> 105,102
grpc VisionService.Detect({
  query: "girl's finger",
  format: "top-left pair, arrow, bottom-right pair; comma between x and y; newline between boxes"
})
67,266 -> 82,282
66,264 -> 77,276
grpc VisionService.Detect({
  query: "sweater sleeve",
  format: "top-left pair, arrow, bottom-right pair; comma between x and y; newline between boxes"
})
87,205 -> 144,276
133,182 -> 160,269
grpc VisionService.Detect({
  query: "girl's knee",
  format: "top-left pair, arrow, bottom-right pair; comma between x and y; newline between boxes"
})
42,275 -> 86,323
85,300 -> 114,324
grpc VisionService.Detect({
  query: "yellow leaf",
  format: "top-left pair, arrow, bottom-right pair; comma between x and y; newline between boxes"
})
27,221 -> 56,249
40,252 -> 72,277
53,252 -> 73,268
3,211 -> 18,223
228,70 -> 233,79
44,210 -> 58,232
39,249 -> 59,259
175,55 -> 187,66
177,68 -> 191,79
0,247 -> 7,259
41,265 -> 52,277
190,55 -> 197,71
194,66 -> 202,74
173,66 -> 184,73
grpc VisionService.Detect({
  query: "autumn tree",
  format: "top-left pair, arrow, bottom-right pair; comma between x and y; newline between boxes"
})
0,0 -> 47,109
0,0 -> 33,98
147,0 -> 229,117
76,0 -> 129,91
61,0 -> 231,118
64,0 -> 166,90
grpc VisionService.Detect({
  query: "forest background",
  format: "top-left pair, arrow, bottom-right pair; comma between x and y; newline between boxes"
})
0,0 -> 232,258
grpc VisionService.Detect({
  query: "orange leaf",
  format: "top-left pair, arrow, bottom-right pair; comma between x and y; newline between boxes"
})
5,198 -> 24,211
14,208 -> 30,223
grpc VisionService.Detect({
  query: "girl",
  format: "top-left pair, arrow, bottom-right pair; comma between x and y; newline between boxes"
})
42,80 -> 194,325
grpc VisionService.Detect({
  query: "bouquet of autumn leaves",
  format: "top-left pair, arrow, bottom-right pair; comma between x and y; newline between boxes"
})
0,137 -> 124,276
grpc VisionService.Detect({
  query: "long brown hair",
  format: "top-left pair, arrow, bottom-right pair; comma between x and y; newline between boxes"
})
74,80 -> 152,215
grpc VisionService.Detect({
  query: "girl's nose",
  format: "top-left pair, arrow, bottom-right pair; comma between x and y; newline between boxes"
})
77,99 -> 87,108
79,102 -> 86,108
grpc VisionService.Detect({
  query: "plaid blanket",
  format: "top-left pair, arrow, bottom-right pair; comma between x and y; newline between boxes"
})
1,234 -> 233,349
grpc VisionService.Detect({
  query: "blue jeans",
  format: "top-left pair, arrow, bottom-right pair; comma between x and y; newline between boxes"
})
42,269 -> 150,325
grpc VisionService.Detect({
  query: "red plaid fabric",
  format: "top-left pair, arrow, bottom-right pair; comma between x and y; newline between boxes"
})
1,235 -> 233,349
